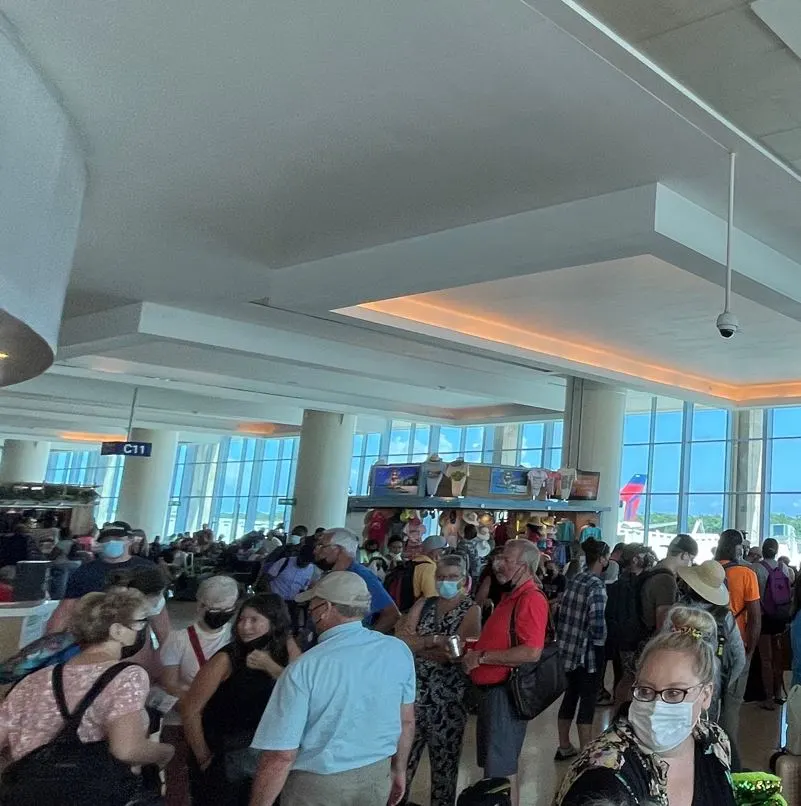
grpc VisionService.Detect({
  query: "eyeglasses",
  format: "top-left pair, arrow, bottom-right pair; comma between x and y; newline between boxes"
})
632,683 -> 706,704
128,618 -> 149,630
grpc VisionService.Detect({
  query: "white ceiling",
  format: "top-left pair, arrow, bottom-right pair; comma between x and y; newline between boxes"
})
579,0 -> 801,166
410,255 -> 801,384
5,0 -> 801,439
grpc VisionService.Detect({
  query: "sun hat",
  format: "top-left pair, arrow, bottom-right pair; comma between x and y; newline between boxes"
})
678,560 -> 730,607
462,511 -> 480,527
295,571 -> 372,608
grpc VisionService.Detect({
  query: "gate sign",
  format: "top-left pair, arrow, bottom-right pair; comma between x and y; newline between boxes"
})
101,441 -> 153,457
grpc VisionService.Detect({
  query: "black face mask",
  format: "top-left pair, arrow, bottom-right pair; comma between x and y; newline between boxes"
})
238,633 -> 272,654
121,627 -> 148,659
315,558 -> 336,572
203,609 -> 236,631
498,565 -> 524,593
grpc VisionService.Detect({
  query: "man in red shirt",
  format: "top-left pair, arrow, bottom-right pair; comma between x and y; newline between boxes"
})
463,539 -> 548,806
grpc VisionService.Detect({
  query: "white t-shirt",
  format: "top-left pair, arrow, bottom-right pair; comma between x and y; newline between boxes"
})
160,622 -> 233,686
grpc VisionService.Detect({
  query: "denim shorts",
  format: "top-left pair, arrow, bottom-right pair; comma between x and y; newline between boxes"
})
476,685 -> 529,777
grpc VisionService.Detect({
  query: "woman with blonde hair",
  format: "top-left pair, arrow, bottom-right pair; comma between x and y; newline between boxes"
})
0,589 -> 173,804
555,606 -> 736,806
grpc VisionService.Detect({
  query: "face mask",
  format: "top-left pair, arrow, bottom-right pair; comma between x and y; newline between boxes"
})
146,595 -> 166,617
102,540 -> 126,559
389,550 -> 403,559
316,557 -> 336,572
629,698 -> 696,754
437,580 -> 461,599
498,565 -> 523,593
287,535 -> 302,546
309,602 -> 329,632
203,608 -> 236,630
121,626 -> 148,659
239,633 -> 272,653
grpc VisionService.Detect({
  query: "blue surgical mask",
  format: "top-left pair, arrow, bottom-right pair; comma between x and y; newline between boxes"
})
102,540 -> 126,559
437,580 -> 461,599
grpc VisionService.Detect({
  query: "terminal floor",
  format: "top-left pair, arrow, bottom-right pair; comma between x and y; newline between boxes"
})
167,603 -> 782,804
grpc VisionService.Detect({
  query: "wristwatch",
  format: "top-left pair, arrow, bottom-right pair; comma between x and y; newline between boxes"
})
478,651 -> 488,665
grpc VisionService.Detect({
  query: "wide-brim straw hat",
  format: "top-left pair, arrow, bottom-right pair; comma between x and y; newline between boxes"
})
678,560 -> 730,607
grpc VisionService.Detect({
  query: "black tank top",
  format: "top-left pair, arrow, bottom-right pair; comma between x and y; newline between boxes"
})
201,644 -> 277,752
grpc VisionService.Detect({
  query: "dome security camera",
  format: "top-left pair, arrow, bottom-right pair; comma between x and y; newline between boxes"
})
716,311 -> 739,339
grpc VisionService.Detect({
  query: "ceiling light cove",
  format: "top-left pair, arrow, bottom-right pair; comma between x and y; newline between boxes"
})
350,297 -> 801,407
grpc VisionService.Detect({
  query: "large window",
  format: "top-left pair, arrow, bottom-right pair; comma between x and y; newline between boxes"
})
498,420 -> 564,468
620,395 -> 733,560
349,431 -> 383,495
765,407 -> 801,551
386,421 -> 495,464
45,449 -> 123,525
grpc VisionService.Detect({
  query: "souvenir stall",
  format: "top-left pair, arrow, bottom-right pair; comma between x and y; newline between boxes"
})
347,457 -> 608,566
0,484 -> 98,660
0,482 -> 98,538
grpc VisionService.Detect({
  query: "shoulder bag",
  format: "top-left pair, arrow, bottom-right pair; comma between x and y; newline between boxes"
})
506,589 -> 566,720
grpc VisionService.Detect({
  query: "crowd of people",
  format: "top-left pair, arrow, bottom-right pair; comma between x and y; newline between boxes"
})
0,517 -> 796,805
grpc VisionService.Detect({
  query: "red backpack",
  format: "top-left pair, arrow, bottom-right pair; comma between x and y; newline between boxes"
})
383,560 -> 417,612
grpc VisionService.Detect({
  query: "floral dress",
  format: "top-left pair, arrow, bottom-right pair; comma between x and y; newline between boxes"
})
407,596 -> 475,806
554,718 -> 736,806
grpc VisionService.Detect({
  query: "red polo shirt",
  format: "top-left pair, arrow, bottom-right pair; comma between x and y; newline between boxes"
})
470,579 -> 548,686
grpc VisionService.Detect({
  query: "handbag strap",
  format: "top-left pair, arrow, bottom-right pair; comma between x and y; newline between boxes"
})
508,587 -> 556,649
187,625 -> 207,668
52,662 -> 137,738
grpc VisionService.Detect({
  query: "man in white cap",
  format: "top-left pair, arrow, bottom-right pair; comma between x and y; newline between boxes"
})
249,571 -> 416,806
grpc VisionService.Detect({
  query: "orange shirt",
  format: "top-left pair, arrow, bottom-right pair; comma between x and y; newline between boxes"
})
721,561 -> 760,639
470,579 -> 548,686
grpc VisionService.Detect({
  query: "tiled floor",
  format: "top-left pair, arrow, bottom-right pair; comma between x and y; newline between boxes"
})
166,603 -> 785,805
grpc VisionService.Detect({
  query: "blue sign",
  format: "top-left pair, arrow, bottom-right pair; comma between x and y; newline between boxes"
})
100,441 -> 153,457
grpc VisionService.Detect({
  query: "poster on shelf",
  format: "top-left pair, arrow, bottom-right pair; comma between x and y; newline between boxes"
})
488,467 -> 530,496
570,469 -> 600,501
371,464 -> 421,495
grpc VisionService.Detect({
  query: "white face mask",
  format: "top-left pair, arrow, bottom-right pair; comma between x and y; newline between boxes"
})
629,698 -> 696,754
146,595 -> 166,617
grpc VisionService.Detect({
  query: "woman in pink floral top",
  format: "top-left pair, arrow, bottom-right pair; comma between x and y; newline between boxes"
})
0,589 -> 173,769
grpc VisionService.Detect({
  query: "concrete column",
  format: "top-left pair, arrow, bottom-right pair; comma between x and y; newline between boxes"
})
0,439 -> 51,483
562,379 -> 626,541
115,428 -> 179,538
731,409 -> 763,540
291,410 -> 356,531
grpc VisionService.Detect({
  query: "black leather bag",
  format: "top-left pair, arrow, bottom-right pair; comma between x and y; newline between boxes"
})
506,591 -> 566,720
457,777 -> 512,805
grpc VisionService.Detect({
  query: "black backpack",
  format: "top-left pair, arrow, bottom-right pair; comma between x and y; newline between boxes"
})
383,560 -> 417,612
606,567 -> 674,650
605,570 -> 643,651
457,778 -> 512,805
0,663 -> 145,806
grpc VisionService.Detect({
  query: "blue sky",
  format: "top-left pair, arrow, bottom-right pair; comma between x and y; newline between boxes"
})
621,405 -> 801,521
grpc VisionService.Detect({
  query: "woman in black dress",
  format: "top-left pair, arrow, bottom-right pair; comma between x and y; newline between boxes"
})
182,593 -> 301,805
